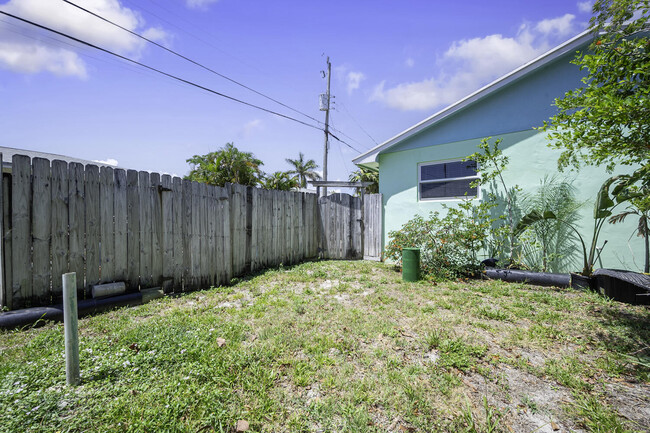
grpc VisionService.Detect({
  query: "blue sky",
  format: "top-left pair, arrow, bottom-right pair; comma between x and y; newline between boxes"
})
0,0 -> 594,182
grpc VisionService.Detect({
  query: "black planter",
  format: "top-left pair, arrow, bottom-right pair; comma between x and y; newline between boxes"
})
570,273 -> 596,291
593,269 -> 650,305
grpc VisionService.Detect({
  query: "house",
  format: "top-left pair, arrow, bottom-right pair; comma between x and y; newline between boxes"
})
353,29 -> 643,272
1,146 -> 118,173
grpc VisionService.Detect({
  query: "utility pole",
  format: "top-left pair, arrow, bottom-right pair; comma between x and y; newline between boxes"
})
321,56 -> 331,197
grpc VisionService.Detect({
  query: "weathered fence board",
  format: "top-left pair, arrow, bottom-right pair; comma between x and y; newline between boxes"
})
32,158 -> 51,304
126,170 -> 140,290
161,175 -> 174,293
139,171 -> 153,287
182,179 -> 192,291
0,158 -> 4,309
100,166 -> 115,284
0,152 -> 384,311
199,182 -> 209,288
363,194 -> 383,260
85,165 -> 101,289
51,160 -> 69,300
12,155 -> 31,308
151,173 -> 163,287
2,172 -> 10,310
114,169 -> 128,282
68,163 -> 85,295
172,177 -> 183,290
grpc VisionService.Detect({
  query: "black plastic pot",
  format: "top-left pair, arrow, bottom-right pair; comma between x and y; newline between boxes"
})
593,269 -> 650,305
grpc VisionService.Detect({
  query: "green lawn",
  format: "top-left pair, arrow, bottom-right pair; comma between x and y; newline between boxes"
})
1,260 -> 649,432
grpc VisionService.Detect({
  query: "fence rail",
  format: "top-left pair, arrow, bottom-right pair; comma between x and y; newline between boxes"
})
0,153 -> 381,310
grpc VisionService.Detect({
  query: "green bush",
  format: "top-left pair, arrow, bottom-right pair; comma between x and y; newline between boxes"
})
385,200 -> 496,280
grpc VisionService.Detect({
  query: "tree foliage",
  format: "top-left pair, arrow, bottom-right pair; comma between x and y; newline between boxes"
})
186,143 -> 263,187
349,167 -> 379,194
542,0 -> 650,172
285,152 -> 321,188
261,171 -> 299,191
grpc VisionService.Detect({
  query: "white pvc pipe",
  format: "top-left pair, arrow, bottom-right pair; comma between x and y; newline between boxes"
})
62,272 -> 80,386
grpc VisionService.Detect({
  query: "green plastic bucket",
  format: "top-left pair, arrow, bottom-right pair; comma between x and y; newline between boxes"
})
402,248 -> 421,282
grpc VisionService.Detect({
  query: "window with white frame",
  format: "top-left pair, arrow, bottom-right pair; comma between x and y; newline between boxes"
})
418,159 -> 479,200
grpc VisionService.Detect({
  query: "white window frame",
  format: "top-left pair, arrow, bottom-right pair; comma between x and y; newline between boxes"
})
418,158 -> 480,202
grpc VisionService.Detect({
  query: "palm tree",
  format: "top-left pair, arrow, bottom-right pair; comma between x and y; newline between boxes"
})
261,171 -> 299,191
285,152 -> 321,188
349,167 -> 379,194
186,142 -> 263,187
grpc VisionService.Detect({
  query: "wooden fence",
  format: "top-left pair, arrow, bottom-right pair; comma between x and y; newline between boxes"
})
318,192 -> 383,261
0,154 -> 381,310
363,194 -> 382,260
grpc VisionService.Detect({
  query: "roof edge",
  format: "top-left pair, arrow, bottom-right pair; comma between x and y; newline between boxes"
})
352,28 -> 594,166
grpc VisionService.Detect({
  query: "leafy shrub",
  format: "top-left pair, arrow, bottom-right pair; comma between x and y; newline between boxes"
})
385,200 -> 495,280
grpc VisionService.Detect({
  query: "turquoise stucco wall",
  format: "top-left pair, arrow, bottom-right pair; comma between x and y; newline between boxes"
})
379,130 -> 644,272
377,42 -> 645,272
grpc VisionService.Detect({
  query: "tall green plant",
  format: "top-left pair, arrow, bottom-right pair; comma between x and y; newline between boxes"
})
465,137 -> 522,262
186,143 -> 263,187
349,167 -> 379,194
261,171 -> 299,191
385,200 -> 496,280
516,176 -> 638,276
519,176 -> 583,272
285,152 -> 321,188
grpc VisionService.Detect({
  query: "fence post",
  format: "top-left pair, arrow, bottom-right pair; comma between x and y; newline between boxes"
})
63,272 -> 80,386
0,152 -> 4,309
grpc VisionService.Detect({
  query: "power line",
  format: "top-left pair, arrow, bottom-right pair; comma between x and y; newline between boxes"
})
0,17 -> 178,84
327,110 -> 363,154
61,0 -> 326,128
327,131 -> 362,154
0,9 -> 323,132
337,102 -> 379,146
326,104 -> 372,152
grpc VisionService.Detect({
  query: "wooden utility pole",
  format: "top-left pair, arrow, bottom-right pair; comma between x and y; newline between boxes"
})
321,57 -> 331,197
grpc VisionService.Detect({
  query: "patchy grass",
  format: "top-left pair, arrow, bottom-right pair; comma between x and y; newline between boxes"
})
1,260 -> 649,432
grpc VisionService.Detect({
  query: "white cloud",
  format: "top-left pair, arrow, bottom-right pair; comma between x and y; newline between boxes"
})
535,14 -> 577,37
0,0 -> 168,77
346,71 -> 365,94
372,14 -> 582,111
577,1 -> 593,13
93,158 -> 119,166
405,57 -> 415,68
185,0 -> 219,10
240,119 -> 263,138
0,41 -> 87,77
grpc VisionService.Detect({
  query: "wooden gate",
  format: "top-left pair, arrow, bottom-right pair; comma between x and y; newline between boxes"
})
318,193 -> 382,260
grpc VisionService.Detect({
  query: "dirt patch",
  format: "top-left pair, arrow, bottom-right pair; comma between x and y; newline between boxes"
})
465,366 -> 584,433
605,381 -> 650,431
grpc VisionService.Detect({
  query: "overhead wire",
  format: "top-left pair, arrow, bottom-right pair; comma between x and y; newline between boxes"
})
0,17 -> 180,84
0,9 -> 323,132
337,101 -> 379,146
126,0 -> 263,73
62,0 -> 326,129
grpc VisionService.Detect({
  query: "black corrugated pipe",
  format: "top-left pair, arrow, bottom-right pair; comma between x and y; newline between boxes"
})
484,268 -> 571,288
0,289 -> 163,330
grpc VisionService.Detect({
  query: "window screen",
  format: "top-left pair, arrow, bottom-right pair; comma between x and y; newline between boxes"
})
420,179 -> 477,199
420,160 -> 476,181
418,159 -> 478,200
